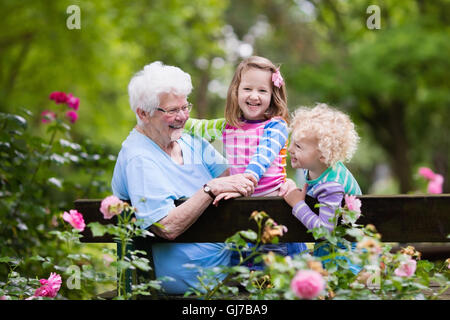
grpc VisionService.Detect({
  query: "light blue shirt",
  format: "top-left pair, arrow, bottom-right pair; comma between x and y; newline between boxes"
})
112,129 -> 230,294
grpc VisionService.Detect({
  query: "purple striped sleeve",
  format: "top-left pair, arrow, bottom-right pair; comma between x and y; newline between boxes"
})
292,182 -> 345,231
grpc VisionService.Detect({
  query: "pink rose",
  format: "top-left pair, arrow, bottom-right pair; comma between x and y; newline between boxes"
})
65,110 -> 78,123
62,209 -> 86,231
344,194 -> 362,213
34,273 -> 62,298
100,195 -> 125,219
418,167 -> 436,180
41,110 -> 56,123
290,270 -> 325,299
49,91 -> 68,104
428,174 -> 443,194
394,258 -> 417,277
66,93 -> 80,110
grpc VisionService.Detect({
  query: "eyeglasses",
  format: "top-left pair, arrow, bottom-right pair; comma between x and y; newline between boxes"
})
156,103 -> 193,116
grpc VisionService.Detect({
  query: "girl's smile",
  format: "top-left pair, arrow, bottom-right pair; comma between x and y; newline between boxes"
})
238,68 -> 273,121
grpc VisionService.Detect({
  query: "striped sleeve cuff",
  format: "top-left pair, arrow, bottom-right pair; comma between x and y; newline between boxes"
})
292,200 -> 308,220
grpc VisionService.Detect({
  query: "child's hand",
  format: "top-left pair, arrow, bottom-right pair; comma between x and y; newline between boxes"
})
212,192 -> 242,206
283,183 -> 308,207
278,178 -> 298,197
243,173 -> 258,187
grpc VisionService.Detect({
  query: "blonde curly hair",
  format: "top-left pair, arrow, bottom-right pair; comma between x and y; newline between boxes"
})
290,103 -> 359,167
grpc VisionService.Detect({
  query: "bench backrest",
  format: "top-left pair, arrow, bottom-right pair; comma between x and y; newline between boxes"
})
76,194 -> 450,243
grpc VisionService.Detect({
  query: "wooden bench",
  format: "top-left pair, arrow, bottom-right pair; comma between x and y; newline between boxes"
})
75,194 -> 450,298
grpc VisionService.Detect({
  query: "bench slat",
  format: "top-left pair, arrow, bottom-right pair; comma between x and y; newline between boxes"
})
75,194 -> 450,243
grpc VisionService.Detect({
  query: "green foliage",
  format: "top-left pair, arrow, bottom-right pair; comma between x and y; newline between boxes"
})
2,0 -> 448,195
187,208 -> 450,300
87,202 -> 163,300
225,0 -> 450,193
0,0 -> 229,148
0,108 -> 116,298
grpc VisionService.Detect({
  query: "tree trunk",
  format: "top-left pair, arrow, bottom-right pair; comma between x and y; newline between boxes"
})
194,69 -> 210,118
362,97 -> 412,193
385,100 -> 412,193
432,148 -> 449,193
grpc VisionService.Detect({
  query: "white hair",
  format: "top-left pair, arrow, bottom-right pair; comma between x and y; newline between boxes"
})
128,61 -> 193,125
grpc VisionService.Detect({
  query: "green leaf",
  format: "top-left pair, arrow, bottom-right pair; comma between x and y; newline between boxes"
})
131,260 -> 151,272
29,255 -> 45,262
345,228 -> 364,240
417,260 -> 434,272
49,153 -> 67,165
310,226 -> 330,240
0,257 -> 15,263
59,139 -> 81,150
239,230 -> 257,241
0,113 -> 27,129
48,177 -> 63,189
270,236 -> 279,244
225,232 -> 247,247
88,222 -> 107,237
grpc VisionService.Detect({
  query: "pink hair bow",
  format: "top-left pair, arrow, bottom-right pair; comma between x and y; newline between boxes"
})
272,68 -> 284,88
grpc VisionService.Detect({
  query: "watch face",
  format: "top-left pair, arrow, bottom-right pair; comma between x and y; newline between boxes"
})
204,185 -> 211,192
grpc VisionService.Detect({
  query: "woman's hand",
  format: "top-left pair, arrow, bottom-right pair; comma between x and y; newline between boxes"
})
283,183 -> 308,207
209,173 -> 257,206
208,173 -> 256,197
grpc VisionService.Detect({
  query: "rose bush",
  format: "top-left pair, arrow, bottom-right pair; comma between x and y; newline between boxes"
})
0,94 -> 117,299
187,206 -> 449,300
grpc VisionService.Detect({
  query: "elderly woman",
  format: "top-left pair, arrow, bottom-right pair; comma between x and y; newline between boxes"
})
111,61 -> 256,294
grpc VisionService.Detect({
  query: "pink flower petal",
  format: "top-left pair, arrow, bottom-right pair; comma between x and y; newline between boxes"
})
62,210 -> 85,231
344,194 -> 362,213
34,273 -> 62,298
290,270 -> 325,299
100,195 -> 125,219
66,93 -> 80,110
394,258 -> 416,277
418,167 -> 436,180
49,91 -> 68,104
65,110 -> 78,124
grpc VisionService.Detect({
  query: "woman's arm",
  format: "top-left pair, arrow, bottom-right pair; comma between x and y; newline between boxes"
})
150,173 -> 256,240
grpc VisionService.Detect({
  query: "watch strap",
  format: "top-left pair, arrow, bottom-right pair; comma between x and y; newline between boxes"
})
203,184 -> 215,199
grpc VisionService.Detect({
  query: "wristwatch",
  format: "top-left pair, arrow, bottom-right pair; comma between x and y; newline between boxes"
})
203,184 -> 215,199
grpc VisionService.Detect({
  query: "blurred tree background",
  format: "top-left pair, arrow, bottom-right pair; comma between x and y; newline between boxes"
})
1,0 -> 449,194
1,0 -> 449,299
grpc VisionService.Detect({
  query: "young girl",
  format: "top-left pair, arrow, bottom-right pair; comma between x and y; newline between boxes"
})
281,103 -> 362,274
185,56 -> 307,263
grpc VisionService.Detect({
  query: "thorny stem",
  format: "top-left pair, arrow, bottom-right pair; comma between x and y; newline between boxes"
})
117,209 -> 134,299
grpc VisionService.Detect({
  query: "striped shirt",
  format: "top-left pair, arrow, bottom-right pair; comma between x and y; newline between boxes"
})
292,162 -> 362,232
185,117 -> 288,196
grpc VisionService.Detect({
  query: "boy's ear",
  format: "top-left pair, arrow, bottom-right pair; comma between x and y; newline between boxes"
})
319,154 -> 327,163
